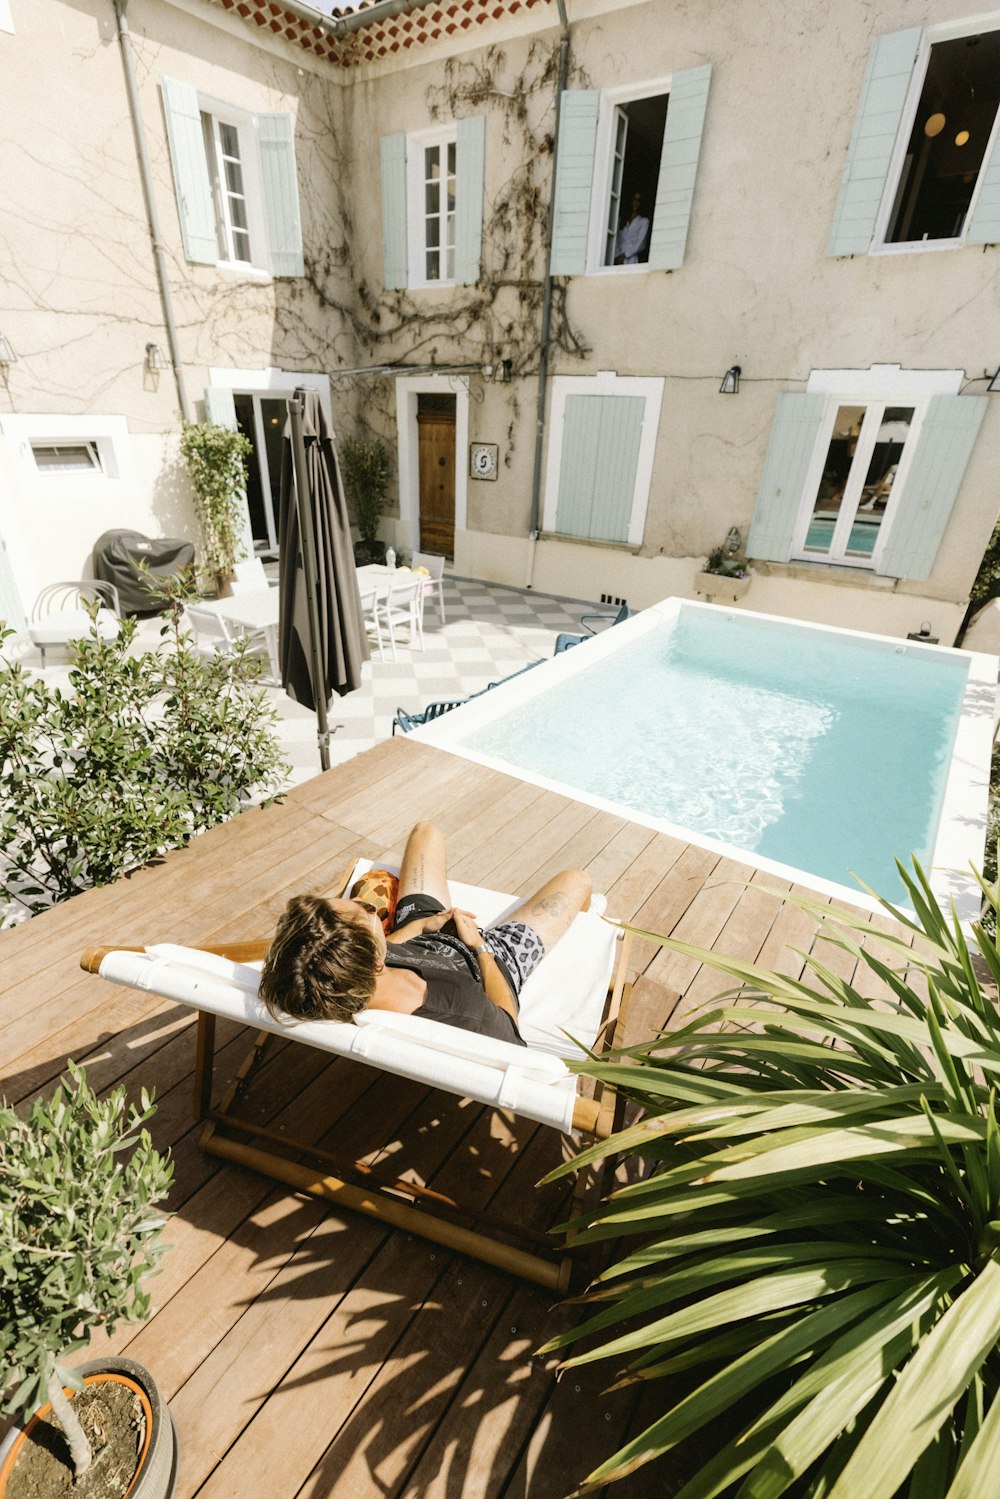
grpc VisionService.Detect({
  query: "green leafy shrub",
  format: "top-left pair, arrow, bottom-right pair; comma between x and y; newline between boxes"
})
0,1064 -> 172,1477
547,862 -> 1000,1498
339,434 -> 390,559
1,591 -> 288,919
179,420 -> 253,589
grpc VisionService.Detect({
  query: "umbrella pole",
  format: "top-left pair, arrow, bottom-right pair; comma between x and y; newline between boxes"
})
288,397 -> 332,772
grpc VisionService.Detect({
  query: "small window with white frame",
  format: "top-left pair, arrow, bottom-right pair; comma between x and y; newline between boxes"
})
31,442 -> 103,475
407,125 -> 457,286
878,27 -> 1000,249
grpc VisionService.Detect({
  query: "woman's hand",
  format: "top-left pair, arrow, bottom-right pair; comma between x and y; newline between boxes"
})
449,908 -> 482,947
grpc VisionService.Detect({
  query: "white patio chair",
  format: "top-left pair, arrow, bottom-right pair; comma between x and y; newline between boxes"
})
413,551 -> 446,626
28,580 -> 120,665
81,857 -> 634,1291
183,604 -> 269,665
231,557 -> 272,594
379,573 -> 424,660
359,582 -> 384,661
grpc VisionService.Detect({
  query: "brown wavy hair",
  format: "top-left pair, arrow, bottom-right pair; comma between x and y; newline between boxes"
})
259,894 -> 379,1024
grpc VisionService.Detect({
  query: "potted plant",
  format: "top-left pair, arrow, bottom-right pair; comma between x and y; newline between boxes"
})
339,434 -> 390,565
0,1064 -> 177,1497
695,528 -> 751,602
545,859 -> 1000,1497
179,421 -> 253,597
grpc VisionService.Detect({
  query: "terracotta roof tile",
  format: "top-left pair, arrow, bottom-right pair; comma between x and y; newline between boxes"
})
208,0 -> 551,66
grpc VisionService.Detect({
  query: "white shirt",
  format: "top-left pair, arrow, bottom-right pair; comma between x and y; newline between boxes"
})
615,214 -> 650,264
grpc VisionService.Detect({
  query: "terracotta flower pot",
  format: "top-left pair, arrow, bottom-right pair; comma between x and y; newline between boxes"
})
0,1357 -> 177,1499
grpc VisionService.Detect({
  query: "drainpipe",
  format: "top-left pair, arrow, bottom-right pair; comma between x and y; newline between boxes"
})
114,0 -> 191,421
526,0 -> 570,586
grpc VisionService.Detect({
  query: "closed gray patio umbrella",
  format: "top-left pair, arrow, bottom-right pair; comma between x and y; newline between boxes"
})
279,389 -> 369,769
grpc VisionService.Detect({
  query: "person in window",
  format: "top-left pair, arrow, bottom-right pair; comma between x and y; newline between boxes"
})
259,820 -> 593,1048
614,191 -> 651,264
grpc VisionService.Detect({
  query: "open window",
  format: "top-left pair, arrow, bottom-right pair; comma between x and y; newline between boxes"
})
886,31 -> 1000,245
550,66 -> 712,276
828,23 -> 1000,256
602,95 -> 668,266
161,76 -> 304,277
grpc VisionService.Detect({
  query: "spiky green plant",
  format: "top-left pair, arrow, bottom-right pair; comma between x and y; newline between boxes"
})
545,862 -> 1000,1498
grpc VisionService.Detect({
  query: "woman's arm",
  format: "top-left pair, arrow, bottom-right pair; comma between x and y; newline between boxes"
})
450,911 -> 519,1026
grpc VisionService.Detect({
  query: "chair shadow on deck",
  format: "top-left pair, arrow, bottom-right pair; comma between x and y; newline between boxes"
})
10,1001 -> 669,1497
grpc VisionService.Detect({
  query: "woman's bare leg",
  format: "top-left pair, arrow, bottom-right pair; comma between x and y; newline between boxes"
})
397,820 -> 450,905
504,870 -> 592,954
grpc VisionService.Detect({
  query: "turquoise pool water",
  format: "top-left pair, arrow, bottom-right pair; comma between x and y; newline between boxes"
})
457,610 -> 970,900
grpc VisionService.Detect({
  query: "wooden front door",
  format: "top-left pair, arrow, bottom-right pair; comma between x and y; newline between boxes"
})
417,396 -> 456,558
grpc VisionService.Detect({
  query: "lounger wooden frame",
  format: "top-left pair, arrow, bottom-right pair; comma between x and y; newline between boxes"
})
81,867 -> 634,1292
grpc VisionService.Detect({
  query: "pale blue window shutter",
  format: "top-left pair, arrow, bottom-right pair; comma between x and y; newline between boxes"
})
826,28 -> 922,257
648,64 -> 712,272
746,393 -> 827,562
550,91 -> 600,276
455,115 -> 485,285
256,113 -> 303,277
380,133 -> 408,290
965,135 -> 1000,244
555,395 -> 644,543
161,76 -> 218,265
203,387 -> 253,562
876,395 -> 987,581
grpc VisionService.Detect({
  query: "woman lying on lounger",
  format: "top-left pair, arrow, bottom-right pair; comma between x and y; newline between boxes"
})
259,820 -> 592,1047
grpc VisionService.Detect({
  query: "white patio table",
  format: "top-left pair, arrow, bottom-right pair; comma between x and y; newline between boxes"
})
198,588 -> 280,679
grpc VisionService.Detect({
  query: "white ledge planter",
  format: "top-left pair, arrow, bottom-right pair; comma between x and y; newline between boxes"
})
695,571 -> 751,603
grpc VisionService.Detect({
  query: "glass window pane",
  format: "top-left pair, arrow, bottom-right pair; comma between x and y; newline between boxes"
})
224,157 -> 245,195
847,408 -> 913,556
229,196 -> 249,232
426,249 -> 440,280
425,145 -> 439,180
805,405 -> 865,554
232,228 -> 251,260
220,123 -> 239,159
425,178 -> 439,216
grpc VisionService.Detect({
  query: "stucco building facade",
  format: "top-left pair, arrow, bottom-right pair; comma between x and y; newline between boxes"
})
1,0 -> 998,643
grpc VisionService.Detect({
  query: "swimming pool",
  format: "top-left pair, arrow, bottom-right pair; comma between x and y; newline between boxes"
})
414,599 -> 997,918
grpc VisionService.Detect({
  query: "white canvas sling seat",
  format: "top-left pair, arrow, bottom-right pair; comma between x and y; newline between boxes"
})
80,866 -> 633,1290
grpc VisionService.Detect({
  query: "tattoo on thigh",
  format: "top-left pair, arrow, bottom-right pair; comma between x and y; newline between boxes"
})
534,892 -> 570,918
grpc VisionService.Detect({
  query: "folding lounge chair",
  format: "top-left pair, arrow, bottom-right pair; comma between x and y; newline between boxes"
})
81,861 -> 633,1290
554,602 -> 632,654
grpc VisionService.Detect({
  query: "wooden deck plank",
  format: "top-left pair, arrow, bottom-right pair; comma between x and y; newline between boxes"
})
0,733 -> 909,1499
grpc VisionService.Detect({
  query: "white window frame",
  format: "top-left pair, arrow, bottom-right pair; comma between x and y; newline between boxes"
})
791,365 -> 963,569
406,124 -> 458,289
0,415 -> 134,503
872,13 -> 1000,256
542,371 -> 664,545
30,442 -> 103,475
200,99 -> 269,274
586,77 -> 672,276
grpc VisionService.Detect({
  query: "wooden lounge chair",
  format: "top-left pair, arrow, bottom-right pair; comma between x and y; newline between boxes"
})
80,861 -> 634,1290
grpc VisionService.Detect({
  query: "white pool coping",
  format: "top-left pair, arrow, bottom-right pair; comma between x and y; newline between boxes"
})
413,597 -> 998,924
